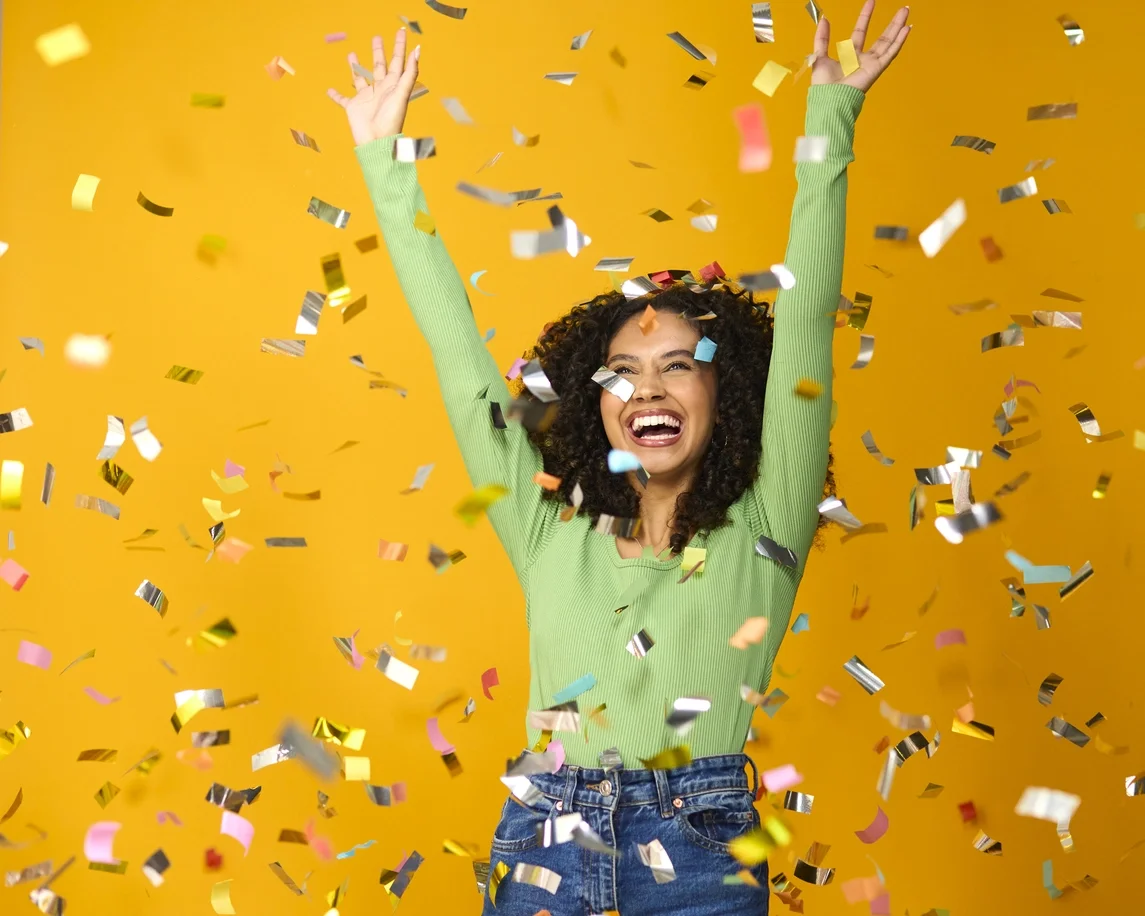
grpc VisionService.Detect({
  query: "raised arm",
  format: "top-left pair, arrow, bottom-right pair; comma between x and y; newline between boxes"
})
751,4 -> 910,566
331,31 -> 547,575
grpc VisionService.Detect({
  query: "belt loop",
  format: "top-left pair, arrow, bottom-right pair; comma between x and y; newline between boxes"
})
744,755 -> 759,797
562,766 -> 578,812
653,768 -> 674,819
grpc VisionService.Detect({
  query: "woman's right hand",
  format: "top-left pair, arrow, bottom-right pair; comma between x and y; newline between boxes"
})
328,29 -> 420,147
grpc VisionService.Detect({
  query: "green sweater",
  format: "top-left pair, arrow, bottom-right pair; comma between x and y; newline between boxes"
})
357,84 -> 864,768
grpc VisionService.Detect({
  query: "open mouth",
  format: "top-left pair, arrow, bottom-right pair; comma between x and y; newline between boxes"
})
625,412 -> 684,448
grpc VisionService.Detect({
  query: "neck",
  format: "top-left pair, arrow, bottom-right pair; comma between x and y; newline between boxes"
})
630,469 -> 694,553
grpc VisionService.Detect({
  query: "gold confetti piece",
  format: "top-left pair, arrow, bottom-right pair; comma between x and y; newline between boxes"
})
134,579 -> 168,616
836,39 -> 860,76
998,176 -> 1038,203
136,192 -> 174,217
94,782 -> 120,808
952,718 -> 995,741
783,791 -> 814,814
919,199 -> 966,257
37,23 -> 92,66
0,721 -> 31,760
202,498 -> 240,523
191,93 -> 224,107
0,459 -> 22,509
170,696 -> 205,734
794,378 -> 822,399
211,878 -> 236,914
1028,102 -> 1077,120
638,745 -> 692,769
1043,198 -> 1072,214
164,365 -> 203,384
312,717 -> 366,750
972,830 -> 1003,855
1057,13 -> 1084,45
95,460 -> 132,495
487,860 -> 511,906
951,135 -> 995,154
308,196 -> 350,228
71,173 -> 100,211
1038,673 -> 1064,706
455,484 -> 509,525
752,60 -> 790,97
77,748 -> 117,763
265,55 -> 294,78
89,860 -> 128,875
919,783 -> 944,799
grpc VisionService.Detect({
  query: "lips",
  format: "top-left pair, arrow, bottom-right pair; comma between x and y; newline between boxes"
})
624,409 -> 684,448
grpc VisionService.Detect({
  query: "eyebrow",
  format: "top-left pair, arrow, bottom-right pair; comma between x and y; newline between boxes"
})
606,349 -> 696,366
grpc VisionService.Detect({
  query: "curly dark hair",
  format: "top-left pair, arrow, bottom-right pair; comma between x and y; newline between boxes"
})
513,279 -> 836,554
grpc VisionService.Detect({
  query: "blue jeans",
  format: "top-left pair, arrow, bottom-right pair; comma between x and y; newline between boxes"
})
483,754 -> 768,915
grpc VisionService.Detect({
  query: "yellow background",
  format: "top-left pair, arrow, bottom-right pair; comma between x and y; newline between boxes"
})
1,0 -> 1140,913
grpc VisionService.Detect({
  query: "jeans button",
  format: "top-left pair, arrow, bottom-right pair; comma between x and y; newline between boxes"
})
672,797 -> 683,809
555,801 -> 563,811
599,780 -> 613,797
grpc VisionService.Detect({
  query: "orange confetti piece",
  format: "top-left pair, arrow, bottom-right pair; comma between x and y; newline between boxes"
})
638,304 -> 659,335
533,471 -> 562,490
816,685 -> 840,706
729,616 -> 768,649
378,540 -> 409,561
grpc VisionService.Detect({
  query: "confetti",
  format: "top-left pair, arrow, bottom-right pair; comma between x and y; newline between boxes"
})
1057,14 -> 1084,45
837,39 -> 860,76
401,463 -> 434,493
377,647 -> 419,689
134,579 -> 169,617
972,830 -> 1003,855
136,192 -> 174,217
762,764 -> 803,793
71,173 -> 100,211
795,135 -> 829,163
626,629 -> 655,657
919,783 -> 944,799
855,807 -> 889,844
1047,716 -> 1089,746
64,333 -> 110,367
755,534 -> 797,567
844,656 -> 884,694
1059,561 -> 1094,599
220,810 -> 253,855
850,334 -> 875,368
752,2 -> 775,41
753,60 -> 790,96
729,616 -> 768,649
919,199 -> 966,257
934,629 -> 966,649
1043,199 -> 1072,214
951,135 -> 995,154
952,719 -> 995,741
935,502 -> 1002,544
1016,786 -> 1080,827
308,197 -> 350,228
130,417 -> 162,461
481,668 -> 499,700
84,821 -> 121,864
1028,102 -> 1077,120
733,104 -> 771,172
592,366 -> 635,402
959,801 -> 978,822
637,838 -> 676,883
639,745 -> 692,769
455,484 -> 509,525
211,878 -> 235,914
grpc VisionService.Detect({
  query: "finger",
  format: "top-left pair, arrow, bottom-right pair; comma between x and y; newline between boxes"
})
875,23 -> 911,66
851,0 -> 876,51
389,28 -> 408,78
812,16 -> 830,57
868,6 -> 910,57
397,44 -> 420,94
327,87 -> 351,109
372,35 -> 386,79
348,52 -> 368,91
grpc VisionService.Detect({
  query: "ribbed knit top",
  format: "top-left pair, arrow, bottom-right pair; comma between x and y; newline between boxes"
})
356,84 -> 864,767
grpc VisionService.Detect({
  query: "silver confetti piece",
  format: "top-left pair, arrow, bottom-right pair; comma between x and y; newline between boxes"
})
738,264 -> 795,291
783,791 -> 814,814
511,205 -> 592,259
175,688 -> 224,708
265,536 -> 307,547
1059,561 -> 1094,600
522,359 -> 560,403
1027,102 -> 1077,121
919,198 -> 966,257
752,2 -> 775,41
279,720 -> 338,780
570,30 -> 593,50
394,136 -> 437,162
141,849 -> 170,887
592,366 -> 635,402
850,334 -> 875,369
251,743 -> 294,771
1046,716 -> 1090,747
915,461 -> 958,485
665,696 -> 710,735
441,97 -> 474,124
192,730 -> 230,748
1057,14 -> 1084,45
1015,786 -> 1080,825
1034,605 -> 1052,629
793,859 -> 835,885
543,72 -> 577,85
880,701 -> 931,732
951,135 -> 996,154
876,750 -> 897,801
513,862 -> 562,893
130,416 -> 162,461
894,731 -> 931,764
135,579 -> 169,616
96,415 -> 124,459
426,0 -> 467,18
1032,311 -> 1082,328
859,430 -> 894,465
794,135 -> 828,163
1043,198 -> 1072,214
843,655 -> 885,694
666,31 -> 706,60
261,338 -> 306,357
5,861 -> 52,888
945,446 -> 982,468
626,629 -> 655,657
600,747 -> 623,772
18,337 -> 44,355
982,325 -> 1024,352
365,784 -> 393,805
804,1 -> 822,24
972,830 -> 1003,855
595,257 -> 634,271
755,534 -> 797,567
817,496 -> 862,529
874,225 -> 908,241
528,702 -> 579,733
307,197 -> 350,228
457,182 -> 542,207
1038,673 -> 1063,706
295,291 -> 326,335
596,513 -> 641,537
1125,774 -> 1145,797
998,176 -> 1038,203
621,276 -> 660,299
76,494 -> 119,519
637,838 -> 676,883
934,502 -> 1003,544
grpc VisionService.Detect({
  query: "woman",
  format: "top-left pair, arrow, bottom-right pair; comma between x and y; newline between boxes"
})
331,4 -> 910,912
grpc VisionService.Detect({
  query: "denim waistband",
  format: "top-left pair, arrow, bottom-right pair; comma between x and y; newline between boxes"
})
525,753 -> 759,814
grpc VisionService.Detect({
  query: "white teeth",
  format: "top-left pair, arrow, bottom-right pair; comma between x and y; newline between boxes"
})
630,414 -> 682,432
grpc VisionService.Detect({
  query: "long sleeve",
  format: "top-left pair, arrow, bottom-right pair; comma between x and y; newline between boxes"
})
749,84 -> 864,565
356,136 -> 548,576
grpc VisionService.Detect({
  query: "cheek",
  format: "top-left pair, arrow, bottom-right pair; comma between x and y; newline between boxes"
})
599,393 -> 622,428
672,377 -> 717,430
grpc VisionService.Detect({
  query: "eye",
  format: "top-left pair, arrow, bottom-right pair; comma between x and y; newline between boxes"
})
665,361 -> 692,371
613,365 -> 636,374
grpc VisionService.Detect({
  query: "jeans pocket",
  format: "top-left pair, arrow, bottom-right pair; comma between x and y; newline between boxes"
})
490,797 -> 551,855
675,800 -> 757,854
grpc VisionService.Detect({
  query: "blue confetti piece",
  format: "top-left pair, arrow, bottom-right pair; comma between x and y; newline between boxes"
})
607,449 -> 642,473
761,688 -> 788,718
336,838 -> 377,860
553,673 -> 595,704
694,336 -> 717,362
791,613 -> 810,634
483,327 -> 496,342
1005,549 -> 1070,583
1042,860 -> 1063,899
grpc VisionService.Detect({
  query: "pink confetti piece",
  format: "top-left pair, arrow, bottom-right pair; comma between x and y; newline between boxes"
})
426,717 -> 455,754
549,741 -> 565,771
305,819 -> 334,861
855,806 -> 889,844
934,628 -> 967,649
762,763 -> 803,793
481,667 -> 499,700
349,630 -> 365,670
505,357 -> 527,381
841,876 -> 885,904
16,639 -> 51,670
733,103 -> 771,173
157,811 -> 183,826
224,459 -> 245,477
83,686 -> 120,704
84,820 -> 122,863
325,31 -> 347,43
0,558 -> 29,591
220,810 -> 254,855
870,892 -> 891,915
391,782 -> 408,803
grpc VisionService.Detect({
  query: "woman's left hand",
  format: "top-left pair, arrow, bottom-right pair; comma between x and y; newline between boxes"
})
810,0 -> 910,93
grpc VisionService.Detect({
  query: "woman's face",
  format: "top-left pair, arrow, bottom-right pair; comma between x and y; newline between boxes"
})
599,310 -> 718,483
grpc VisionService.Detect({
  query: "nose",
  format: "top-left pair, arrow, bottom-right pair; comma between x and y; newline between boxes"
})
632,372 -> 666,402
